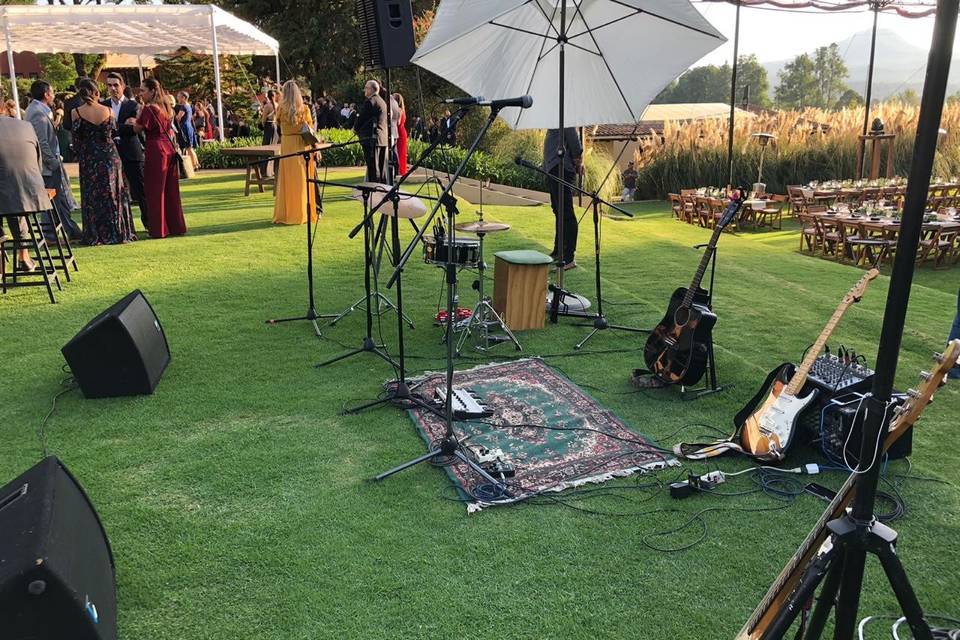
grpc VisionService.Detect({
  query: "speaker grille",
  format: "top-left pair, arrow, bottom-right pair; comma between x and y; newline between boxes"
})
357,0 -> 416,70
358,0 -> 385,69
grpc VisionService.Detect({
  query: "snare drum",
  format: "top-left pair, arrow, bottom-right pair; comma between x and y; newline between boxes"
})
424,236 -> 481,267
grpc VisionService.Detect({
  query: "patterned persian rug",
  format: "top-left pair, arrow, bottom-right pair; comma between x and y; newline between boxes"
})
406,358 -> 674,510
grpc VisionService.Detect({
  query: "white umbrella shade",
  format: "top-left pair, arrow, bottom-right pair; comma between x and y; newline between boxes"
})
412,0 -> 727,130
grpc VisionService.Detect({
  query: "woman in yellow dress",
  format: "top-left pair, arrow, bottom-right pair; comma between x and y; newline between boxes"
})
272,80 -> 318,225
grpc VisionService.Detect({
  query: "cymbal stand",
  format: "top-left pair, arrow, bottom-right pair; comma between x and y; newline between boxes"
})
315,182 -> 397,371
455,224 -> 521,355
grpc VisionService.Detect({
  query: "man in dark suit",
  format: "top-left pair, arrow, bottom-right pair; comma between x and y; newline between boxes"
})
440,109 -> 457,146
0,117 -> 55,273
353,80 -> 388,182
102,72 -> 147,231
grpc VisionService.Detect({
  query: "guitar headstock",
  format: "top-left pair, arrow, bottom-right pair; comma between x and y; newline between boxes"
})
716,187 -> 748,232
889,339 -> 960,433
844,268 -> 880,304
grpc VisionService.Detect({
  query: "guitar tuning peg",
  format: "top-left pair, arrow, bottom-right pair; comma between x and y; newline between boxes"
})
934,352 -> 944,364
920,371 -> 933,382
907,388 -> 921,399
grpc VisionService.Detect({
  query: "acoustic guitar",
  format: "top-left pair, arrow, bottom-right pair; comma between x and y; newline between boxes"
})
643,193 -> 745,386
735,339 -> 959,640
740,269 -> 879,461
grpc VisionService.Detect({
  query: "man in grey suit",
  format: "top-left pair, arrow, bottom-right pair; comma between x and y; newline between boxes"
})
26,80 -> 81,240
543,127 -> 583,269
354,80 -> 388,182
0,116 -> 55,273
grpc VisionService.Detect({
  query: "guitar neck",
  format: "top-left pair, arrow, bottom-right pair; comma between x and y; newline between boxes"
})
682,230 -> 722,308
784,301 -> 851,396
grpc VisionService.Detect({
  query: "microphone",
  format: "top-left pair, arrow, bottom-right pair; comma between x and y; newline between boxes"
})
441,95 -> 534,110
514,156 -> 538,171
489,95 -> 533,110
443,96 -> 485,105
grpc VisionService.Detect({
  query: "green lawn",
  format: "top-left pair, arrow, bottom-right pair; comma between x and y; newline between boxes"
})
2,170 -> 958,639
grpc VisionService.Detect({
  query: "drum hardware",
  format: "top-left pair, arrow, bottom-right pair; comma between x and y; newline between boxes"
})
453,216 -> 521,355
325,181 -> 416,329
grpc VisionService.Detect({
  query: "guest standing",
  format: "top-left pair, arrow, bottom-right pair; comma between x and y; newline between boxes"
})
175,91 -> 200,170
0,116 -> 52,273
621,161 -> 637,202
392,93 -> 408,176
71,79 -> 136,246
260,90 -> 278,145
354,80 -> 388,183
127,78 -> 186,239
25,80 -> 81,240
949,288 -> 960,380
440,109 -> 457,146
543,127 -> 583,269
272,80 -> 318,225
102,73 -> 148,232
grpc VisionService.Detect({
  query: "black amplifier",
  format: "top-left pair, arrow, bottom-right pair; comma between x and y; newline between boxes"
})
798,352 -> 875,440
820,392 -> 913,463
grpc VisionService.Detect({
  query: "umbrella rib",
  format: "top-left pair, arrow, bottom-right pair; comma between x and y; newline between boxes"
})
568,0 -> 638,121
489,20 -> 555,41
567,12 -> 638,41
512,3 -> 559,128
606,0 -> 724,40
412,1 -> 533,60
530,0 -> 562,39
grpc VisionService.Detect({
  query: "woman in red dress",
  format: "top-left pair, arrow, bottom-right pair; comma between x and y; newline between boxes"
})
392,92 -> 408,175
126,78 -> 186,239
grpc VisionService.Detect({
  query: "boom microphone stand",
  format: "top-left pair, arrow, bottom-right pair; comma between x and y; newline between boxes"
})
515,157 -> 647,350
374,97 -> 530,491
263,141 -> 337,336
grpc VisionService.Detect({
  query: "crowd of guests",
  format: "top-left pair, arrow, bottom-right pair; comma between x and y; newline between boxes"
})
1,74 -> 188,246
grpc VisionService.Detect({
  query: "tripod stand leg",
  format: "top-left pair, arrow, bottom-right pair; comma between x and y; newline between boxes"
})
831,547 -> 868,640
373,447 -> 445,481
876,542 -> 934,640
802,550 -> 845,640
575,327 -> 600,350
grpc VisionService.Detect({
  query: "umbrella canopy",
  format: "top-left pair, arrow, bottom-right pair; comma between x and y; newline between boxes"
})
412,0 -> 727,130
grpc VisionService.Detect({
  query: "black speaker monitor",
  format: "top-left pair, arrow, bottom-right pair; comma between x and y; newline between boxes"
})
0,456 -> 116,640
62,290 -> 170,399
358,0 -> 416,69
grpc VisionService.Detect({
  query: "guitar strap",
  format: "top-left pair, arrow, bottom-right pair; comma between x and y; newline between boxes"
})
673,363 -> 793,460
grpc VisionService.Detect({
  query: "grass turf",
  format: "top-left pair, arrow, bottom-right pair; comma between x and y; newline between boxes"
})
1,169 -> 958,639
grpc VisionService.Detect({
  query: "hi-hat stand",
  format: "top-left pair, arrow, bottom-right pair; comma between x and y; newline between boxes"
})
264,141 -> 338,336
374,99 -> 526,494
515,158 -> 647,349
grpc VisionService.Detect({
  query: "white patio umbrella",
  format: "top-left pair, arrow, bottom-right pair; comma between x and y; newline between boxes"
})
412,0 -> 727,318
412,0 -> 727,130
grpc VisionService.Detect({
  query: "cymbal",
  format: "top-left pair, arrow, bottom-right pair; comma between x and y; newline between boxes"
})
455,220 -> 511,233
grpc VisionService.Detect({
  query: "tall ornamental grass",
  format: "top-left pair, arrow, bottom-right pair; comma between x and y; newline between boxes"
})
633,103 -> 960,199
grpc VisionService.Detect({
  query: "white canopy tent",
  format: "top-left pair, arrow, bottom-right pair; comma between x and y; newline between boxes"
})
1,4 -> 280,141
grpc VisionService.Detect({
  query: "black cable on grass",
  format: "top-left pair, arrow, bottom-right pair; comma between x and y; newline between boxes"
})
38,376 -> 77,458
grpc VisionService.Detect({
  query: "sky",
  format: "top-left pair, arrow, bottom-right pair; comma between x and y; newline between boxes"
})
690,1 -> 944,66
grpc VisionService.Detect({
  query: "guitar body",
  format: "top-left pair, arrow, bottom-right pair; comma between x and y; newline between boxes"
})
740,365 -> 818,460
644,287 -> 716,386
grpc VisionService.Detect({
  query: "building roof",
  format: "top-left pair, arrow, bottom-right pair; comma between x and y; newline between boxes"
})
588,103 -> 754,139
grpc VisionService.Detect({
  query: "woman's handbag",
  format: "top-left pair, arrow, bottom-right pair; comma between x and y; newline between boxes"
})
168,126 -> 194,179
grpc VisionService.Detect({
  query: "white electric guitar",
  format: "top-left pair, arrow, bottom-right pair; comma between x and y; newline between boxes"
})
740,269 -> 879,461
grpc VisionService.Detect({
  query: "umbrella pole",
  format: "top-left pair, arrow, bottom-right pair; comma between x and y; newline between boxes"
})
549,0 -> 568,324
859,2 -> 881,178
727,0 -> 741,187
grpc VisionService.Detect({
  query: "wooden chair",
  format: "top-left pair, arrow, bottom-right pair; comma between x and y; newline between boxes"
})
708,197 -> 729,230
916,226 -> 954,268
797,213 -> 821,253
819,217 -> 843,260
39,189 -> 78,282
788,186 -> 813,216
0,212 -> 60,303
668,193 -> 685,221
841,221 -> 887,267
679,191 -> 697,224
756,196 -> 785,230
694,196 -> 712,228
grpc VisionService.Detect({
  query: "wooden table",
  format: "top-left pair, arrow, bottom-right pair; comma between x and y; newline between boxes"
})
222,143 -> 332,197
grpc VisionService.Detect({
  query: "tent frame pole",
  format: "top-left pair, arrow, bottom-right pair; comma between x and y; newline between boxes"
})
210,5 -> 225,142
727,0 -> 741,187
274,51 -> 281,86
4,15 -> 20,120
137,55 -> 144,85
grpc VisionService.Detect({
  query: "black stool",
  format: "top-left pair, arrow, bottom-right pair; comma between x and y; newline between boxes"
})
1,211 -> 61,304
37,189 -> 78,281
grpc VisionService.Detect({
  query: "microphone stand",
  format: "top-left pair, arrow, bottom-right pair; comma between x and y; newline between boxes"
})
262,140 -> 342,337
374,104 -> 514,498
516,159 -> 648,349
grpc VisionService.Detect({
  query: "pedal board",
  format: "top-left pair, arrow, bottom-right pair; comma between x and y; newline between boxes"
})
434,387 -> 494,420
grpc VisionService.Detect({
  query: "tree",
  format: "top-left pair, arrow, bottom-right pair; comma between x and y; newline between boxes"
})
813,43 -> 849,107
889,88 -> 920,106
654,63 -> 731,103
735,54 -> 770,108
775,53 -> 818,109
36,54 -> 77,91
834,88 -> 864,110
153,48 -> 257,122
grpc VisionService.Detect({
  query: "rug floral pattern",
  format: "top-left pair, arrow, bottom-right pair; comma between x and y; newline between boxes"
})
408,358 -> 674,509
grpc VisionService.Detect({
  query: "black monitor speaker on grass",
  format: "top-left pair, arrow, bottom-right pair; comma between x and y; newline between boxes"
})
62,290 -> 170,399
358,0 -> 416,69
0,456 -> 116,640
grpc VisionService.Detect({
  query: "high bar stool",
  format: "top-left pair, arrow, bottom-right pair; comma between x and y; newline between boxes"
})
38,188 -> 79,281
1,211 -> 61,303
